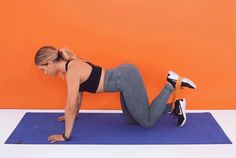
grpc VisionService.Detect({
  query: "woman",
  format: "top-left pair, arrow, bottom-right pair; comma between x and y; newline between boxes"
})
35,46 -> 196,143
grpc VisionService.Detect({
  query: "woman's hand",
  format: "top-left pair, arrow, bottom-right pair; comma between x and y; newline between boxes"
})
57,115 -> 78,121
57,115 -> 65,121
48,134 -> 65,143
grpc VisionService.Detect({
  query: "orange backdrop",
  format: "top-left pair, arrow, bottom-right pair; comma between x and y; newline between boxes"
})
0,0 -> 235,110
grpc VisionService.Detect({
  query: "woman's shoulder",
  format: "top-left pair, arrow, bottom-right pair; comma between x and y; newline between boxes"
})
67,59 -> 86,69
71,58 -> 90,64
65,59 -> 91,79
65,59 -> 81,76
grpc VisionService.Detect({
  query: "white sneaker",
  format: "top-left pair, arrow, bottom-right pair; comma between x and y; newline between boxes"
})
171,98 -> 187,127
167,71 -> 197,89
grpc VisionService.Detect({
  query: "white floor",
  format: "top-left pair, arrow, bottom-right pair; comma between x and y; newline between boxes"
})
0,109 -> 235,158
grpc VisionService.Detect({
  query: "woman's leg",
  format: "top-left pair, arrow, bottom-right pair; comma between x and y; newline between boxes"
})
120,92 -> 139,125
121,91 -> 172,125
148,85 -> 174,125
119,64 -> 174,128
104,64 -> 195,128
103,66 -> 139,125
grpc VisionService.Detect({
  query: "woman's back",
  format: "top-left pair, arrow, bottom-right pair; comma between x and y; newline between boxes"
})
66,59 -> 106,93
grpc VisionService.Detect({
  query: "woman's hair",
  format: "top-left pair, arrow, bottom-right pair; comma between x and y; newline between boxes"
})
34,46 -> 78,66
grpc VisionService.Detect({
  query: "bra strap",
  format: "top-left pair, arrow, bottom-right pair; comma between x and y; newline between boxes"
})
65,60 -> 72,72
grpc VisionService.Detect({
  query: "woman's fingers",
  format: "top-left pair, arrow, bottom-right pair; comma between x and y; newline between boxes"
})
50,139 -> 56,143
57,115 -> 78,121
48,134 -> 64,143
48,135 -> 54,141
57,115 -> 65,121
48,136 -> 54,143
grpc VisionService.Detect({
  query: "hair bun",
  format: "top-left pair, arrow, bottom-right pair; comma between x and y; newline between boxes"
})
56,50 -> 63,60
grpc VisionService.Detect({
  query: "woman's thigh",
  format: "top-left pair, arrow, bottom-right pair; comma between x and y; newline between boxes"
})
120,92 -> 139,125
119,64 -> 151,126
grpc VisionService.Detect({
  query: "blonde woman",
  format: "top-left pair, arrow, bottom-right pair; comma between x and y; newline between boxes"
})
35,46 -> 196,143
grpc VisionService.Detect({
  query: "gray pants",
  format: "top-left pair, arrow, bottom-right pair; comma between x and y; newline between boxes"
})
104,64 -> 174,128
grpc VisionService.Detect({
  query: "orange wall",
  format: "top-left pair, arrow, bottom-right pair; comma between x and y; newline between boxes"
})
0,0 -> 235,110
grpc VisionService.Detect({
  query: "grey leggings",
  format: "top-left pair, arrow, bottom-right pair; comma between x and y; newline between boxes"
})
104,64 -> 174,128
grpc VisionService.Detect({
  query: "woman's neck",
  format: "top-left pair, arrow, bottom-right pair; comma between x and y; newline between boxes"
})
56,61 -> 67,73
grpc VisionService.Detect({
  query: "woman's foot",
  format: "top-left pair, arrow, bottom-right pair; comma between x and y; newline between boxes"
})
167,71 -> 197,89
171,98 -> 187,127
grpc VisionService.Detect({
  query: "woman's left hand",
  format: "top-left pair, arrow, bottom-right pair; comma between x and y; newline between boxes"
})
48,134 -> 65,143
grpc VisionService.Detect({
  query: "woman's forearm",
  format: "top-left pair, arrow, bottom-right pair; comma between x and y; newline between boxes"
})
77,93 -> 83,114
64,93 -> 82,138
64,106 -> 77,138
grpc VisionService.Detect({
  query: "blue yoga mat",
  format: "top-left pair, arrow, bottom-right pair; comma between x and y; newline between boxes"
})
5,112 -> 232,144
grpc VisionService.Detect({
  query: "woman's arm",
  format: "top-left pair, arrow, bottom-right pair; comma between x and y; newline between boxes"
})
57,92 -> 83,121
64,69 -> 81,139
77,92 -> 83,114
48,67 -> 81,143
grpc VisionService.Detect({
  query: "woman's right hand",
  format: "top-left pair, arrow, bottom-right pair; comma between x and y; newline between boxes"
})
57,115 -> 65,121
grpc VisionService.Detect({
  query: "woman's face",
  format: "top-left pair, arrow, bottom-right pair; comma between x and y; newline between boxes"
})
37,62 -> 59,77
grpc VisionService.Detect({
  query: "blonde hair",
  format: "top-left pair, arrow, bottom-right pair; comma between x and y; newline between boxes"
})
34,46 -> 78,66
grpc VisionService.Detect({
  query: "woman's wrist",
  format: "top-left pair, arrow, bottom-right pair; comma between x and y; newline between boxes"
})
62,133 -> 71,141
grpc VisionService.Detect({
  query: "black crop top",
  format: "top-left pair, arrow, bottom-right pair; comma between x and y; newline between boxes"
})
65,60 -> 102,93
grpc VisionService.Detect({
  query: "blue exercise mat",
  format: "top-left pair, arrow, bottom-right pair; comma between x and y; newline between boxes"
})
5,112 -> 232,144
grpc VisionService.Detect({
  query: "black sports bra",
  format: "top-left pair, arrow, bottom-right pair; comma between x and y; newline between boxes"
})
65,60 -> 102,93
